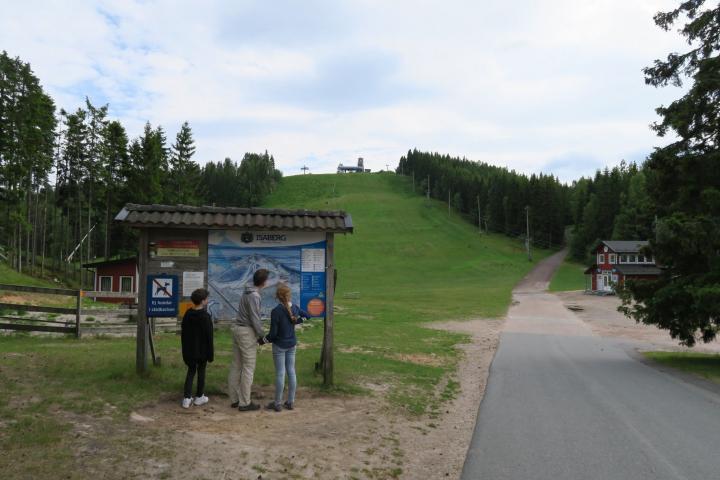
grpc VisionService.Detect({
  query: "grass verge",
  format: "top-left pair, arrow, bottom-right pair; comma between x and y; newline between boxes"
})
643,351 -> 720,384
549,259 -> 587,292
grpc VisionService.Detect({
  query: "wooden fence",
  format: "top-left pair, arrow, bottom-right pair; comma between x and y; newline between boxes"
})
0,283 -> 81,337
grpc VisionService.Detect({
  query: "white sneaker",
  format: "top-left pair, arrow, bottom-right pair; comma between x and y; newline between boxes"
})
193,395 -> 209,406
182,397 -> 192,409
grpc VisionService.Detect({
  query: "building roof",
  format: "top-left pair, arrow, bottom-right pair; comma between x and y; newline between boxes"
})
114,204 -> 353,233
82,256 -> 137,268
600,240 -> 649,253
614,264 -> 662,276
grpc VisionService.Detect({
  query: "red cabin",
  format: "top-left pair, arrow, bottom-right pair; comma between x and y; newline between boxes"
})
82,257 -> 138,304
584,241 -> 661,293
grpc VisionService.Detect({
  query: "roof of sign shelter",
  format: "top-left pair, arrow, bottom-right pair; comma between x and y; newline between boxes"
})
114,204 -> 353,233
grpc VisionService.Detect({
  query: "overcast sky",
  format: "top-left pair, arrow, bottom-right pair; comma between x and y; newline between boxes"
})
1,0 -> 687,181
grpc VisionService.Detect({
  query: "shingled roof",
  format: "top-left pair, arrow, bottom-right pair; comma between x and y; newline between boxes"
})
114,204 -> 353,233
601,240 -> 649,253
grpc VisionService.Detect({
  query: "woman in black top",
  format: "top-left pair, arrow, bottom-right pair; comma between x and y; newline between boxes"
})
261,283 -> 309,411
181,288 -> 214,408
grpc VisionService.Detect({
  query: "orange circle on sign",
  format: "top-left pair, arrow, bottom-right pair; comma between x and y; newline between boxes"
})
307,298 -> 325,316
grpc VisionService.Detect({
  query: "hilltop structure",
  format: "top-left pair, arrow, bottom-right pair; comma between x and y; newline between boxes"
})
337,157 -> 371,173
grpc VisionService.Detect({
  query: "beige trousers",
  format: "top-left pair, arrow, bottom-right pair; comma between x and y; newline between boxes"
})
228,325 -> 258,406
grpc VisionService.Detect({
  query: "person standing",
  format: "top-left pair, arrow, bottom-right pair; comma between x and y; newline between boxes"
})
260,283 -> 309,412
228,268 -> 269,411
181,288 -> 214,409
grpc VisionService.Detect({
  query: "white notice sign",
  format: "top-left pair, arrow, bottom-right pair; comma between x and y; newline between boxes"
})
301,248 -> 325,272
182,271 -> 205,297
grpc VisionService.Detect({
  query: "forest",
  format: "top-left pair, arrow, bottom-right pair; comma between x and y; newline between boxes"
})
0,50 -> 282,287
398,150 -> 652,261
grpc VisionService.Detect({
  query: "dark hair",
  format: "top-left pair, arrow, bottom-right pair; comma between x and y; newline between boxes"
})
253,268 -> 270,287
190,288 -> 209,305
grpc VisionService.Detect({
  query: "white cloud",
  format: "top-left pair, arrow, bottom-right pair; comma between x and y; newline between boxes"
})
0,0 -> 688,178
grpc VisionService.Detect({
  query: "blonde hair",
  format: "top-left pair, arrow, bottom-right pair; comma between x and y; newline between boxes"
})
275,283 -> 297,324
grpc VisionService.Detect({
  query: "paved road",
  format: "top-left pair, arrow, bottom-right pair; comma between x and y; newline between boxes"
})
461,250 -> 720,480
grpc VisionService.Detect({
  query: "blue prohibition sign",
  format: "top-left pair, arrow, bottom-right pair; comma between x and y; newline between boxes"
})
146,274 -> 179,317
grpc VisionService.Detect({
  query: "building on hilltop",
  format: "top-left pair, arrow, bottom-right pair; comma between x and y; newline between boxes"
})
337,157 -> 371,173
584,240 -> 661,293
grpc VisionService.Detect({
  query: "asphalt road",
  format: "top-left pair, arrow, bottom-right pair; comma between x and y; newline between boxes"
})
461,251 -> 720,480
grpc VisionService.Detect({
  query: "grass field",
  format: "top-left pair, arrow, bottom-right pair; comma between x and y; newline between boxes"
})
0,262 -> 57,288
0,173 -> 552,477
549,259 -> 587,292
644,351 -> 720,384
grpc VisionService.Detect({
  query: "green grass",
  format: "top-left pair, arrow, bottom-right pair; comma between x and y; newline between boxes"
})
644,351 -> 720,384
0,262 -> 57,288
0,173 -> 553,477
549,259 -> 587,292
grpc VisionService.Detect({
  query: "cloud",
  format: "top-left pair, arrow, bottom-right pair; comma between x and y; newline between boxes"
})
0,0 -> 688,178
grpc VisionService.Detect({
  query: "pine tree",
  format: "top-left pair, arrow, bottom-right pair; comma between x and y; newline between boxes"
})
619,1 -> 720,346
168,121 -> 201,205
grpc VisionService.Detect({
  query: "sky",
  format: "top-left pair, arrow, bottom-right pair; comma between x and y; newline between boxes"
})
0,0 -> 688,182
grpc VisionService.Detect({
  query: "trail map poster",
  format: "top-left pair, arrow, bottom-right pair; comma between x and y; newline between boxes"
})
208,231 -> 327,321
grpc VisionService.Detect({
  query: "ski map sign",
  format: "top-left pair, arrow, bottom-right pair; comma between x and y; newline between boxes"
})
146,274 -> 179,316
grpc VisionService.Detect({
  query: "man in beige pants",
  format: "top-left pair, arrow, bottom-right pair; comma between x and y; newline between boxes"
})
228,269 -> 269,411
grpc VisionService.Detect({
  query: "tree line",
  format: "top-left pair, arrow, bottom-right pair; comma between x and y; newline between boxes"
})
397,150 -> 571,250
0,50 -> 281,287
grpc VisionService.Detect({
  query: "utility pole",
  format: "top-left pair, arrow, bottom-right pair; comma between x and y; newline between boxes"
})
301,165 -> 309,175
386,164 -> 390,172
448,190 -> 451,216
427,175 -> 430,200
477,195 -> 481,233
525,206 -> 532,262
412,171 -> 415,192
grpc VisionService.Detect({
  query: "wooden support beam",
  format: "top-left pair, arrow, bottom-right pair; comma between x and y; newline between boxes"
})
0,283 -> 77,296
0,322 -> 74,334
137,229 -> 150,374
0,303 -> 76,315
322,233 -> 335,386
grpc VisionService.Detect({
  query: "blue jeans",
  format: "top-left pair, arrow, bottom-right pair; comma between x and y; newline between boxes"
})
272,345 -> 297,405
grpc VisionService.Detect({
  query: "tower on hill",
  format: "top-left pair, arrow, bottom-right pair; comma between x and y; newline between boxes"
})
337,157 -> 370,173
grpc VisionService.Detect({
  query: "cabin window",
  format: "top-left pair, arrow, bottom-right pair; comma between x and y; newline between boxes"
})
99,276 -> 112,292
620,255 -> 627,263
609,254 -> 616,264
628,255 -> 636,263
120,276 -> 133,293
638,255 -> 645,263
598,254 -> 605,264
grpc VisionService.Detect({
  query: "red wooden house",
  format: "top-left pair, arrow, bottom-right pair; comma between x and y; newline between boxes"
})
584,241 -> 661,293
82,257 -> 138,303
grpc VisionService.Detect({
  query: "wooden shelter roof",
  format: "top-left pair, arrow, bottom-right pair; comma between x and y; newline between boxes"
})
114,204 -> 353,233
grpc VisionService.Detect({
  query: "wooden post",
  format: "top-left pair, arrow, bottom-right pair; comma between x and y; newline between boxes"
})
75,289 -> 82,338
136,229 -> 150,374
322,233 -> 335,386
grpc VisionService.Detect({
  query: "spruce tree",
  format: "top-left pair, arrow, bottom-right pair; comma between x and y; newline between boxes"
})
619,1 -> 720,345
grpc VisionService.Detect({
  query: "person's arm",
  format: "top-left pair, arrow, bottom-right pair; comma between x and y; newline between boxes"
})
249,293 -> 264,338
204,312 -> 214,363
265,308 -> 280,344
296,306 -> 311,324
180,314 -> 190,364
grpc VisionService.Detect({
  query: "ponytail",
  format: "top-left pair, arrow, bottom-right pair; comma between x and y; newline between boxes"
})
275,283 -> 297,324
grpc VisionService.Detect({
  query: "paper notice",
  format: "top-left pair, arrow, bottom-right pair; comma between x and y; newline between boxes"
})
301,248 -> 325,272
182,271 -> 205,297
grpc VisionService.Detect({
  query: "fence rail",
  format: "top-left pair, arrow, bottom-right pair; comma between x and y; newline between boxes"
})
0,283 -> 81,337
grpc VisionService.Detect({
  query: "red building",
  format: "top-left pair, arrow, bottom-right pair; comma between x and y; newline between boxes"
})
82,257 -> 138,304
584,241 -> 661,293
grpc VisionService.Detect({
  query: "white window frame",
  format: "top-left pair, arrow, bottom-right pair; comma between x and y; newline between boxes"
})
620,254 -> 627,263
609,254 -> 617,264
598,254 -> 605,264
99,276 -> 113,292
628,254 -> 636,263
120,276 -> 133,293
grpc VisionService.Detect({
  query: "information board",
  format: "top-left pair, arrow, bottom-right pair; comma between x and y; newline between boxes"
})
146,274 -> 179,317
208,231 -> 326,320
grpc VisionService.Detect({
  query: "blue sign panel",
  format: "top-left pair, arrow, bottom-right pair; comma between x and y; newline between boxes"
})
146,274 -> 179,317
208,231 -> 327,321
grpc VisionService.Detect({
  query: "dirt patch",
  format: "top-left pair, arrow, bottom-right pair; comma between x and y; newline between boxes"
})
116,317 -> 504,479
555,291 -> 720,353
390,353 -> 445,367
